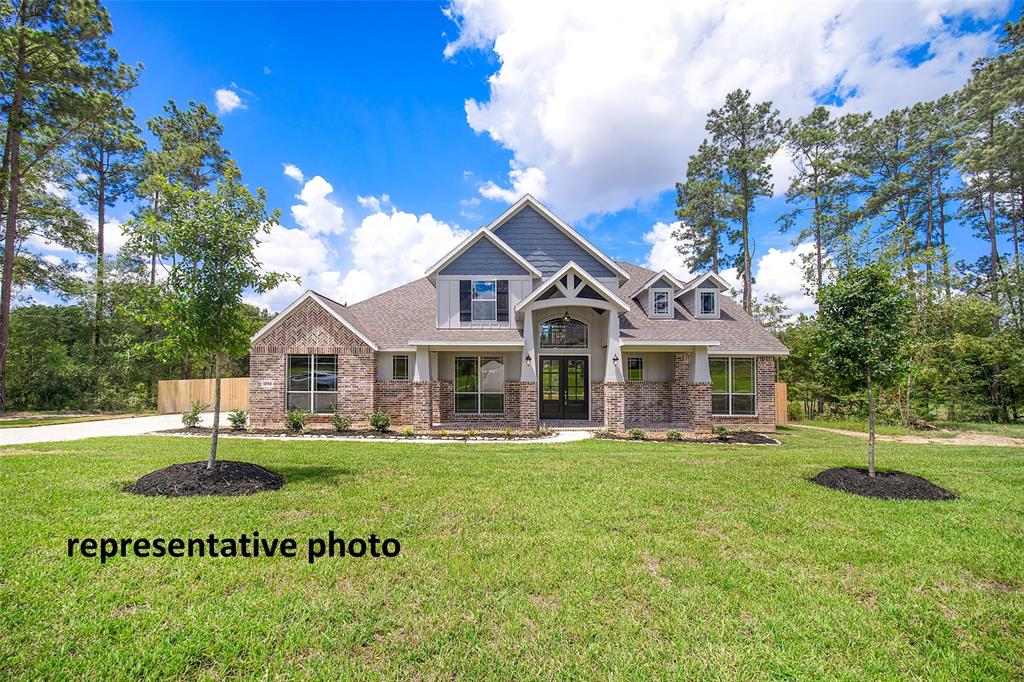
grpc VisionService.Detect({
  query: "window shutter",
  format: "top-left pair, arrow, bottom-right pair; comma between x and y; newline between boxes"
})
496,280 -> 509,321
459,280 -> 472,321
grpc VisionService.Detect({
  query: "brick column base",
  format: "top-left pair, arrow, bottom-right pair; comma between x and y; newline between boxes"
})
604,382 -> 625,431
518,381 -> 538,430
687,382 -> 712,433
410,381 -> 432,429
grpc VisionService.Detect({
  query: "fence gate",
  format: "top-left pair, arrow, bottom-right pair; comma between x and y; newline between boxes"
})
157,377 -> 251,413
774,382 -> 788,425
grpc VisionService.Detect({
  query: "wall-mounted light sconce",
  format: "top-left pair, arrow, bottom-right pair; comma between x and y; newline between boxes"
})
612,354 -> 619,365
525,353 -> 532,366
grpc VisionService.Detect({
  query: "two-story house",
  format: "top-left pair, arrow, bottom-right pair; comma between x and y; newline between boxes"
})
249,195 -> 788,432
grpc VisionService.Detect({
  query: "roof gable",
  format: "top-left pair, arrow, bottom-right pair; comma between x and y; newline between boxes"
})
437,234 -> 532,276
251,291 -> 379,350
425,228 -> 541,279
515,261 -> 631,313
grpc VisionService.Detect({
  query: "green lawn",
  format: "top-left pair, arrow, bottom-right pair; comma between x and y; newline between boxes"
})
1,430 -> 1022,679
0,413 -> 143,429
798,417 -> 1024,438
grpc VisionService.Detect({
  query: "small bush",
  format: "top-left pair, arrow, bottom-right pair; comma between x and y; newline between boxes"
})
369,410 -> 391,432
503,426 -> 513,438
331,413 -> 352,432
227,410 -> 248,430
713,425 -> 731,441
666,429 -> 683,441
628,427 -> 645,440
402,427 -> 414,437
539,424 -> 551,435
467,428 -> 477,438
181,401 -> 207,428
438,428 -> 448,438
285,409 -> 313,433
787,401 -> 803,421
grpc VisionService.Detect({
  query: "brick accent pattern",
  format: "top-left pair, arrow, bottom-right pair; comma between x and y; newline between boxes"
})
517,381 -> 538,430
710,356 -> 777,430
250,299 -> 374,428
433,380 -> 522,428
671,353 -> 690,425
590,381 -> 604,424
624,381 -> 672,425
687,382 -> 712,433
604,382 -> 625,431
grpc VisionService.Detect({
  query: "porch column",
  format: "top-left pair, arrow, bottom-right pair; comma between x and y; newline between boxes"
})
521,308 -> 536,381
411,345 -> 432,429
605,311 -> 623,382
604,311 -> 624,430
688,347 -> 712,433
519,308 -> 538,429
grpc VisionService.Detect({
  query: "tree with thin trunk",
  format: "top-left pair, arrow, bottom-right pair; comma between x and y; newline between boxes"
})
125,176 -> 291,469
674,139 -> 733,274
704,89 -> 784,313
815,264 -> 912,476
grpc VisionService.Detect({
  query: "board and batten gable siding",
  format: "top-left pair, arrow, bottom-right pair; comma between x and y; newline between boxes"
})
492,205 -> 614,278
436,275 -> 533,328
437,237 -> 532,276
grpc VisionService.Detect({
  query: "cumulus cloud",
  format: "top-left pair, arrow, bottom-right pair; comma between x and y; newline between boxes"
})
283,163 -> 305,183
356,194 -> 392,213
247,222 -> 343,310
641,221 -> 816,317
214,87 -> 245,114
291,175 -> 345,235
446,0 -> 1008,219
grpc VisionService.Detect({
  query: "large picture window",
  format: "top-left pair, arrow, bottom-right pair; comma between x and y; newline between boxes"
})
472,280 -> 497,321
287,354 -> 337,414
455,356 -> 504,414
710,357 -> 755,415
538,318 -> 588,348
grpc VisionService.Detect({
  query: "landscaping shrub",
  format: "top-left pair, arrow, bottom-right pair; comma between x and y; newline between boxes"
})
331,413 -> 352,432
714,425 -> 731,441
402,427 -> 414,437
181,401 -> 207,428
369,410 -> 391,432
503,426 -> 513,438
666,429 -> 683,441
227,410 -> 248,429
628,427 -> 645,440
787,400 -> 804,421
285,409 -> 313,433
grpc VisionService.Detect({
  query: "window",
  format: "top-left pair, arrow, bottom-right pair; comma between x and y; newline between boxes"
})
627,357 -> 644,381
455,356 -> 504,414
472,280 -> 496,321
651,289 -> 671,317
287,354 -> 337,414
710,357 -> 755,415
392,355 -> 409,381
699,290 -> 718,316
538,318 -> 588,348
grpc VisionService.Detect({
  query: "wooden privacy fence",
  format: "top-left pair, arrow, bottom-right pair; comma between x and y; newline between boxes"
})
157,377 -> 251,414
775,382 -> 788,425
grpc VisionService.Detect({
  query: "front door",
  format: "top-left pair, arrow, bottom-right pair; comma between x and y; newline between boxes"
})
539,356 -> 589,420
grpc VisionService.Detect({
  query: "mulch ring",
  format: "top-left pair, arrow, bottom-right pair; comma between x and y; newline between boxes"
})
810,466 -> 957,501
157,427 -> 554,441
595,431 -> 779,445
125,461 -> 284,498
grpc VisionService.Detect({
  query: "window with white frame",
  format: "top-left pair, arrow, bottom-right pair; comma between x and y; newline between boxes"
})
699,290 -> 718,316
472,280 -> 497,321
287,354 -> 337,414
455,356 -> 504,414
651,289 -> 672,317
392,355 -> 409,380
627,357 -> 644,381
710,357 -> 755,415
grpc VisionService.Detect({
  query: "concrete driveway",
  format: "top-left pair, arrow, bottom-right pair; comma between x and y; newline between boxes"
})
0,413 -> 227,446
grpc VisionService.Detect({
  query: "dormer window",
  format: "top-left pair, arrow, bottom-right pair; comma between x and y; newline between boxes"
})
699,290 -> 718,317
651,289 -> 672,318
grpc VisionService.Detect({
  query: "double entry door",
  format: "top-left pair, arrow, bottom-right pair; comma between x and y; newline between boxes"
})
539,356 -> 589,420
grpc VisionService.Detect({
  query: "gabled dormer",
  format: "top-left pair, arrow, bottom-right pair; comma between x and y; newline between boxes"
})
635,270 -> 688,319
678,272 -> 731,319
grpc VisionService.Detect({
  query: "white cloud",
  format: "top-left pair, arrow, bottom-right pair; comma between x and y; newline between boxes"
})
356,194 -> 392,213
337,208 -> 469,304
291,176 -> 345,235
214,87 -> 245,114
283,163 -> 305,183
641,220 -> 816,317
446,0 -> 1008,219
247,223 -> 343,311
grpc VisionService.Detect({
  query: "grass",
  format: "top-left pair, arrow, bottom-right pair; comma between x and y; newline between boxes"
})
798,417 -> 1024,438
1,429 -> 1022,679
0,413 -> 144,429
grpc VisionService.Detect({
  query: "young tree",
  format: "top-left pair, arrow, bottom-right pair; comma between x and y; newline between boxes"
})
705,89 -> 784,312
675,140 -> 732,273
126,177 -> 291,469
815,265 -> 913,475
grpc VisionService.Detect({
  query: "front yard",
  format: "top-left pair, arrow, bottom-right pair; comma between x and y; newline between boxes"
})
1,429 -> 1022,679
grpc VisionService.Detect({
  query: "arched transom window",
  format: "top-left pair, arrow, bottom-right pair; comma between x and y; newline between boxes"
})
538,318 -> 588,349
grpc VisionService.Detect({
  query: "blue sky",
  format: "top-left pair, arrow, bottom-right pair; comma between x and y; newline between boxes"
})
52,0 -> 1024,313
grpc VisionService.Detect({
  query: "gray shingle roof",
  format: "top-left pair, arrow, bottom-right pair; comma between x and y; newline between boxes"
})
327,261 -> 786,354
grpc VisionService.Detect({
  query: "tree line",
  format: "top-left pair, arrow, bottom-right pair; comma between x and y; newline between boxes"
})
0,0 -> 270,412
676,15 -> 1024,424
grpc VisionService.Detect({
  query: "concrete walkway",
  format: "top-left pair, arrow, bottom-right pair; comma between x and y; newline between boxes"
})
0,413 -> 593,447
788,423 -> 1024,448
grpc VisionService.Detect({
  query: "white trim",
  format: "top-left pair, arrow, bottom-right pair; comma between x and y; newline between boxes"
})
709,349 -> 789,356
649,288 -> 673,318
619,340 -> 721,347
424,227 -> 542,279
678,271 -> 731,295
537,352 -> 593,422
250,290 -> 379,351
514,261 -> 630,313
625,355 -> 644,382
638,269 -> 688,293
408,340 -> 524,347
484,195 -> 631,282
696,289 -> 719,318
709,356 -> 757,417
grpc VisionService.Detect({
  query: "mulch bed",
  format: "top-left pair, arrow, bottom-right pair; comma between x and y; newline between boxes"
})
810,466 -> 957,501
158,427 -> 554,441
595,431 -> 779,445
125,460 -> 284,498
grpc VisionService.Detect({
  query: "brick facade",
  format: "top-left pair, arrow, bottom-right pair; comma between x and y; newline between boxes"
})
590,381 -> 604,424
374,381 -> 418,425
709,356 -> 777,430
432,379 -> 522,428
604,382 -> 625,431
517,381 -> 538,430
623,381 -> 672,425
